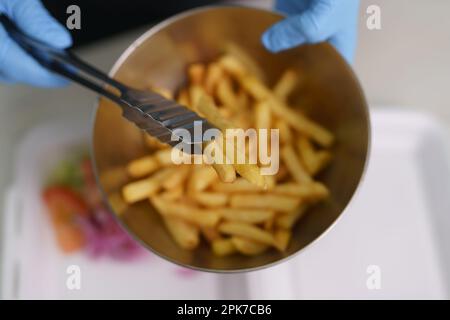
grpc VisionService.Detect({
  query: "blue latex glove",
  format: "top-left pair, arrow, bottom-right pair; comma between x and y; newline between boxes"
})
262,0 -> 359,63
0,0 -> 72,87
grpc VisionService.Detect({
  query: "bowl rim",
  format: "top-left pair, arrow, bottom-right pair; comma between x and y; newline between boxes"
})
90,4 -> 372,273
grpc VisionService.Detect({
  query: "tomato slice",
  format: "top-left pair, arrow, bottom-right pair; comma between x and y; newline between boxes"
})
43,186 -> 89,218
42,186 -> 89,253
53,223 -> 85,253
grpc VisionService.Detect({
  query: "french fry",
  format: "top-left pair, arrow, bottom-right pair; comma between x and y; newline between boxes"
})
144,134 -> 168,150
254,101 -> 271,130
275,118 -> 292,145
296,136 -> 316,173
274,229 -> 291,251
233,163 -> 266,189
231,237 -> 269,255
163,216 -> 199,250
212,162 -> 236,183
230,194 -> 301,212
218,55 -> 247,78
272,182 -> 329,201
197,95 -> 266,188
122,167 -> 174,203
219,55 -> 266,99
218,107 -> 233,119
212,238 -> 236,256
203,139 -> 237,183
297,136 -> 333,175
188,165 -> 218,192
201,227 -> 221,242
264,174 -> 276,190
267,98 -> 334,147
160,185 -> 184,201
108,192 -> 128,215
224,42 -> 266,81
197,95 -> 233,131
204,63 -> 223,94
273,69 -> 299,102
239,75 -> 270,101
126,155 -> 160,178
152,86 -> 173,100
212,178 -> 261,193
275,205 -> 308,229
177,88 -> 190,107
219,222 -> 275,246
150,197 -> 220,227
216,76 -> 239,112
189,85 -> 207,112
281,145 -> 312,184
194,192 -> 228,207
188,63 -> 206,85
162,165 -> 190,190
217,208 -> 274,224
154,148 -> 175,166
310,151 -> 333,176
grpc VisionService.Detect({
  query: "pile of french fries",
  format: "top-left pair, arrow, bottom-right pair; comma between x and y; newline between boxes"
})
120,47 -> 334,256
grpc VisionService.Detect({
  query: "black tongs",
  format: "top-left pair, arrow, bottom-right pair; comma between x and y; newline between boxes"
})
0,13 -> 213,152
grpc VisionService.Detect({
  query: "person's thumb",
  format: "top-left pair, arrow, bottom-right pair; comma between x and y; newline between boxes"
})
262,10 -> 332,53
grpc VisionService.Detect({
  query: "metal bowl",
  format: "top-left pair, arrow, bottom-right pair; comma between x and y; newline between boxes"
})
92,6 -> 370,272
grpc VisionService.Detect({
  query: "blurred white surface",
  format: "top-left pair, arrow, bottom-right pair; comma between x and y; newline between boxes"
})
248,110 -> 450,299
1,120 -> 246,299
356,0 -> 450,124
3,109 -> 450,299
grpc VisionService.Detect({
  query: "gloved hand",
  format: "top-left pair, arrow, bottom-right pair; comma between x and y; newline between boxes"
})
0,0 -> 72,87
262,0 -> 359,63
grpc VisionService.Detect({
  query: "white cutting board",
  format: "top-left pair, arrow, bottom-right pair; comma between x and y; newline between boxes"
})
2,109 -> 450,299
0,122 -> 232,300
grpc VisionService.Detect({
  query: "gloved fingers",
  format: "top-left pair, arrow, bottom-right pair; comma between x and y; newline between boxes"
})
274,0 -> 311,15
0,27 -> 69,87
1,0 -> 72,48
0,0 -> 72,86
261,7 -> 335,53
0,72 -> 13,84
262,15 -> 307,53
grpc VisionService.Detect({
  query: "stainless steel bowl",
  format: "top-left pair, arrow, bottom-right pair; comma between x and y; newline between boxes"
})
92,6 -> 370,272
